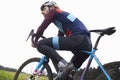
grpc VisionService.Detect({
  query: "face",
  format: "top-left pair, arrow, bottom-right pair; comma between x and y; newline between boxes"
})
41,6 -> 50,17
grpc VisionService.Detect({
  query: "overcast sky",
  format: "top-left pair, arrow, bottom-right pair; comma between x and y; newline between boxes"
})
0,0 -> 120,70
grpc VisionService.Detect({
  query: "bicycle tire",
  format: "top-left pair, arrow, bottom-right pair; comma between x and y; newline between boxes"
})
14,57 -> 53,80
93,61 -> 120,80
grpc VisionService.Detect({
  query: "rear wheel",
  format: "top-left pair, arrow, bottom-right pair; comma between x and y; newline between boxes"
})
94,61 -> 120,80
14,57 -> 53,80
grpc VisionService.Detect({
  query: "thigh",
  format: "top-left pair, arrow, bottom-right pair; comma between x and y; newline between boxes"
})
38,36 -> 83,50
38,35 -> 90,51
59,35 -> 87,50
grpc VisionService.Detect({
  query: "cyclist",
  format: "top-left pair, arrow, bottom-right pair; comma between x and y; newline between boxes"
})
32,1 -> 92,80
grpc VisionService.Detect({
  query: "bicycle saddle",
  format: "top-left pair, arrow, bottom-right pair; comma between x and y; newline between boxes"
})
89,27 -> 116,35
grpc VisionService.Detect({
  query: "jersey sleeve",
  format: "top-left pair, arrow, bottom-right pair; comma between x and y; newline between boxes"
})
35,10 -> 56,41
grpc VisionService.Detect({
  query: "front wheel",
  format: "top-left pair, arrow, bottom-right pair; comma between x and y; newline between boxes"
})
94,61 -> 120,80
14,57 -> 53,80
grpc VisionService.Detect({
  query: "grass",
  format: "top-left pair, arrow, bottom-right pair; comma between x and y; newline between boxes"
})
0,70 -> 48,80
0,70 -> 15,80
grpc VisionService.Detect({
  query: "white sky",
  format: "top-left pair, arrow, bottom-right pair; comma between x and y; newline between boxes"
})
0,0 -> 120,71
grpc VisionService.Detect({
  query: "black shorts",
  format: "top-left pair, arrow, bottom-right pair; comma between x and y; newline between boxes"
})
37,34 -> 92,68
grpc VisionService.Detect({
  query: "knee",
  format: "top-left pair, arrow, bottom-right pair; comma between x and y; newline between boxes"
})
36,44 -> 44,53
36,40 -> 45,51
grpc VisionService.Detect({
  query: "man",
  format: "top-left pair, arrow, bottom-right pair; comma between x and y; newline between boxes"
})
32,1 -> 92,80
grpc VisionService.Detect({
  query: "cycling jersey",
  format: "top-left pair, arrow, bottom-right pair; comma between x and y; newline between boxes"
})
36,8 -> 90,39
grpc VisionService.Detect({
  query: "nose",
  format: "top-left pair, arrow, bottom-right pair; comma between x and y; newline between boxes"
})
41,11 -> 44,15
41,11 -> 43,14
41,12 -> 45,17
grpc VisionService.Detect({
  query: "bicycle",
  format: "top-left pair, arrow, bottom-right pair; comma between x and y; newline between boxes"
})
14,27 -> 120,80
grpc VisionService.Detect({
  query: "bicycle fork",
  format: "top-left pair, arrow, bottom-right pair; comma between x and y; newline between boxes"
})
29,55 -> 47,80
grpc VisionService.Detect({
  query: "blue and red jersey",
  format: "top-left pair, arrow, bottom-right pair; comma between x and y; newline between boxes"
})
36,8 -> 90,39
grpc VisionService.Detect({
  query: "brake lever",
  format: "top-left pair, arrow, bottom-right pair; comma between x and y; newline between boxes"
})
26,29 -> 34,41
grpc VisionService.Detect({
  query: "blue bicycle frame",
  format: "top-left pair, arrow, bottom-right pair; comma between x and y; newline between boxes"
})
31,47 -> 111,80
80,49 -> 111,80
29,27 -> 116,80
31,48 -> 111,80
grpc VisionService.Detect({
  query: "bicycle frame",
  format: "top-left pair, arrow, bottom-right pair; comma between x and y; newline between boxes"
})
80,49 -> 111,80
27,27 -> 116,80
30,49 -> 111,80
30,41 -> 111,80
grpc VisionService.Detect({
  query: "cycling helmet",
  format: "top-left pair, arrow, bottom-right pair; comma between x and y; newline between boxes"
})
41,1 -> 59,11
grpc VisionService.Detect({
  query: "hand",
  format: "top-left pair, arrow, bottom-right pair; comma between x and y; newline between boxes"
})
31,43 -> 37,48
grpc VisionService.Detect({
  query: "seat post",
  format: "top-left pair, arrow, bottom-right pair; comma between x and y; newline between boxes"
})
94,34 -> 104,50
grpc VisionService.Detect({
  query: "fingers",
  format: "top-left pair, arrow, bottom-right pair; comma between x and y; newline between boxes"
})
31,43 -> 37,48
